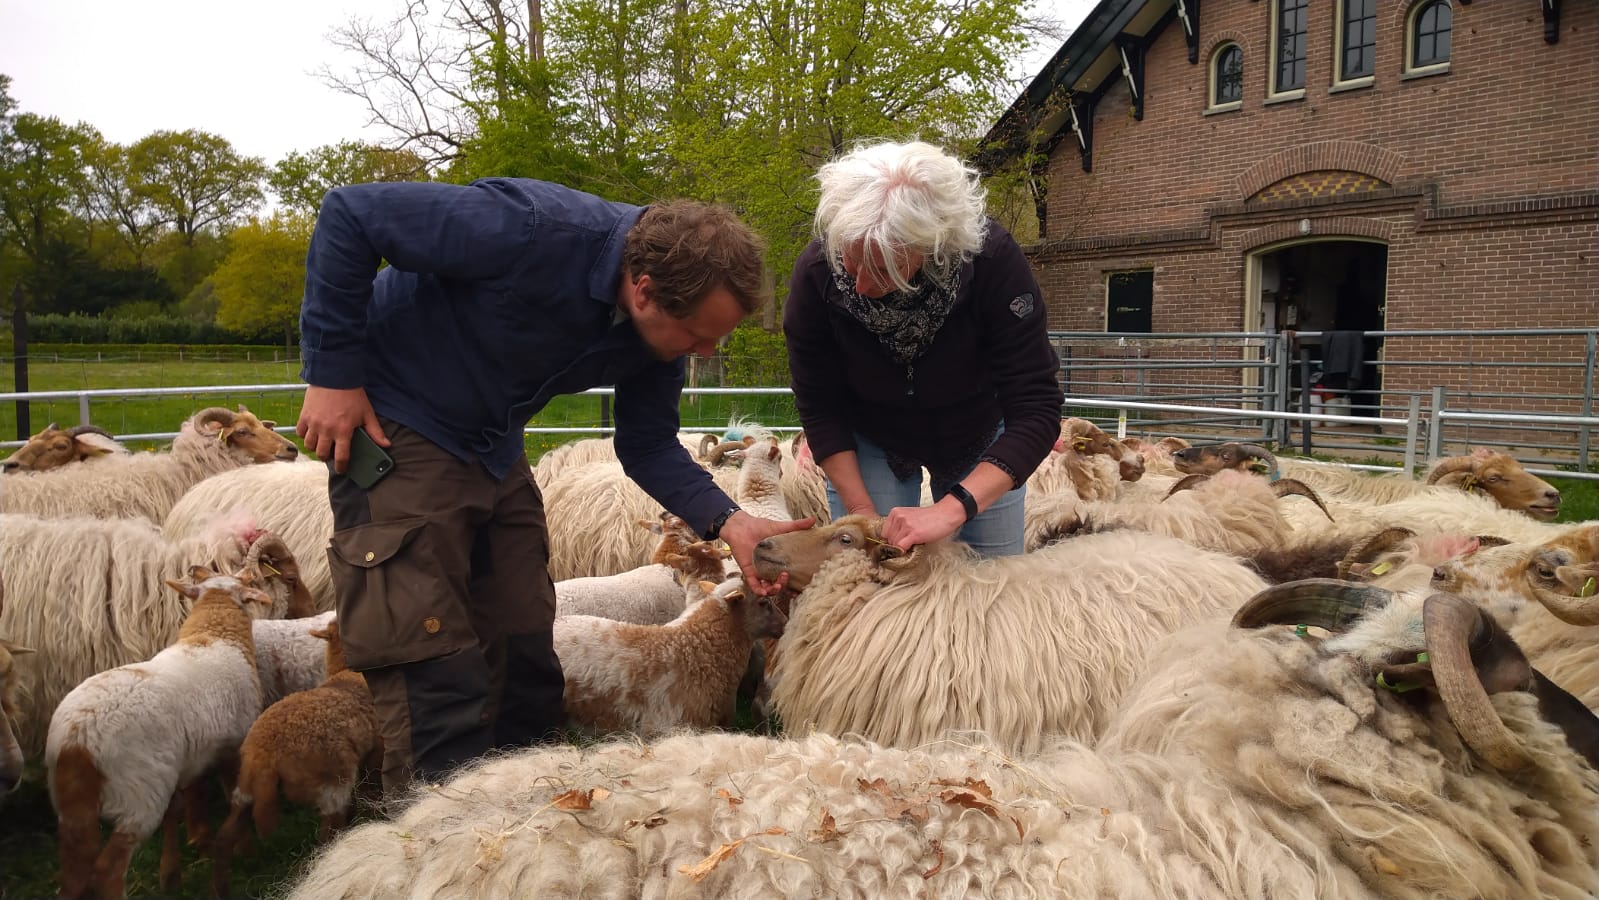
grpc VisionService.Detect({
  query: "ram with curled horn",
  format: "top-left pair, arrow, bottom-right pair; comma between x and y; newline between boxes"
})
1172,442 -> 1279,480
1425,448 -> 1562,520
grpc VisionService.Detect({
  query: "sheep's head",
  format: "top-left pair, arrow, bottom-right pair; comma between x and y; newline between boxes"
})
0,582 -> 35,795
1511,525 -> 1599,625
644,512 -> 709,564
190,405 -> 299,463
1232,579 -> 1599,773
661,540 -> 732,584
1172,442 -> 1279,479
716,580 -> 787,641
165,567 -> 276,620
308,619 -> 350,676
2,423 -> 124,474
1426,449 -> 1560,519
1059,418 -> 1117,457
752,515 -> 905,589
242,531 -> 316,618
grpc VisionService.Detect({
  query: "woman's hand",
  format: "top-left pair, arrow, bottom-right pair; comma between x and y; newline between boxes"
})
880,498 -> 965,550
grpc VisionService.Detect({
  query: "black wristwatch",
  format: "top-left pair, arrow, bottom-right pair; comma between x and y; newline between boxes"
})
946,483 -> 980,523
705,506 -> 741,541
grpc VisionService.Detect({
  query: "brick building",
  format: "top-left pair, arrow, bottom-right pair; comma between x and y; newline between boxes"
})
985,0 -> 1598,421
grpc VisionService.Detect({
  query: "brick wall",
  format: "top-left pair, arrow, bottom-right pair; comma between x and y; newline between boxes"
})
1025,0 -> 1599,430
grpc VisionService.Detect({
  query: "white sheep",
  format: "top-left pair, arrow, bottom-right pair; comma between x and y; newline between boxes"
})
0,580 -> 34,796
1279,448 -> 1563,519
162,458 -> 336,612
210,618 -> 381,897
0,519 -> 304,755
2,423 -> 127,474
47,569 -> 275,900
554,517 -> 731,625
753,516 -> 1269,754
282,581 -> 1599,900
0,405 -> 299,522
254,610 -> 338,707
728,436 -> 793,522
555,578 -> 786,735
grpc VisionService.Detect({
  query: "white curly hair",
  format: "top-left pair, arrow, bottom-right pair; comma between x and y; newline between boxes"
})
814,140 -> 989,294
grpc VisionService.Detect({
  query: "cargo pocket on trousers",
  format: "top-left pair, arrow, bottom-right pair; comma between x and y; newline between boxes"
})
329,516 -> 471,670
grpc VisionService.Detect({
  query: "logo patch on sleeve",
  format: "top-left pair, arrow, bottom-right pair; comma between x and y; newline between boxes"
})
1009,292 -> 1036,318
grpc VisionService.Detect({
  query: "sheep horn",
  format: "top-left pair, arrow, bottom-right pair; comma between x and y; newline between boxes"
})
191,407 -> 237,431
1522,578 -> 1599,626
698,434 -> 718,458
1235,444 -> 1279,480
1335,527 -> 1415,580
1162,473 -> 1211,500
1422,591 -> 1534,771
705,440 -> 748,466
1426,455 -> 1476,485
246,532 -> 294,574
1269,478 -> 1333,520
67,424 -> 115,439
1473,535 -> 1512,549
1231,578 -> 1393,631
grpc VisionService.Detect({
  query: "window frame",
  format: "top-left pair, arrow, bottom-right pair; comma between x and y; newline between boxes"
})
1104,270 -> 1155,334
1333,0 -> 1377,89
1404,0 -> 1453,78
1267,0 -> 1309,101
1208,42 -> 1245,112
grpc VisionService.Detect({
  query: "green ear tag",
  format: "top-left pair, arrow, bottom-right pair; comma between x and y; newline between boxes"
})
1581,577 -> 1596,599
1371,560 -> 1393,576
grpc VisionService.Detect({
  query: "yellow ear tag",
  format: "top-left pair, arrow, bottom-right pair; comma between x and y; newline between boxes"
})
261,562 -> 281,577
1460,475 -> 1476,492
1371,560 -> 1393,576
1581,577 -> 1596,598
1072,437 -> 1089,451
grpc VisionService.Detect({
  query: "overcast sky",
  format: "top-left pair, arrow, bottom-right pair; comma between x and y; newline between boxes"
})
0,0 -> 1099,166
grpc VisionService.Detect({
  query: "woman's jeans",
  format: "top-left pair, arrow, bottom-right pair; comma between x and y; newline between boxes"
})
824,431 -> 1027,558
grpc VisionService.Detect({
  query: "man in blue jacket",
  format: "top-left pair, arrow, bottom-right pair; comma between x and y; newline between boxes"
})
296,178 -> 809,794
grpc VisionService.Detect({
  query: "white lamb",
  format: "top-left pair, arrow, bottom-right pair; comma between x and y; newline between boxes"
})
555,578 -> 786,735
282,581 -> 1599,900
0,519 -> 305,754
554,517 -> 731,625
46,569 -> 274,900
0,405 -> 299,521
753,516 -> 1269,753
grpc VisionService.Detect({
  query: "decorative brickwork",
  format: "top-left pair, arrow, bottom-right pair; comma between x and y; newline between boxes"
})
1235,142 -> 1405,202
1252,170 -> 1387,203
1235,216 -> 1396,252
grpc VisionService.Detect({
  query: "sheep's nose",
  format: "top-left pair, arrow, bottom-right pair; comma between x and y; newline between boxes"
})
279,445 -> 300,459
756,538 -> 774,551
1,462 -> 16,472
1544,489 -> 1561,502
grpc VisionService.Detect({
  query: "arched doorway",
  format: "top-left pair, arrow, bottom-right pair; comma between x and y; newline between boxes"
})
1245,238 -> 1389,419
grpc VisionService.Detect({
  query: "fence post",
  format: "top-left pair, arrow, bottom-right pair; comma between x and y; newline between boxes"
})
1298,347 -> 1312,455
1275,334 -> 1291,446
1427,386 -> 1446,462
1581,330 -> 1594,472
78,394 -> 91,428
1402,394 -> 1420,478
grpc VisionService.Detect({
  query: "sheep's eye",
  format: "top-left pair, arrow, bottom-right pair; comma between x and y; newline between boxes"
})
838,534 -> 854,547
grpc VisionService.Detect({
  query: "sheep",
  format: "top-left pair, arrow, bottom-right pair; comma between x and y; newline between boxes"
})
729,437 -> 793,522
210,618 -> 381,897
282,581 -> 1599,900
752,516 -> 1269,753
554,517 -> 731,626
0,405 -> 299,522
1279,447 -> 1563,519
1171,440 -> 1280,479
254,610 -> 339,707
162,458 -> 336,612
0,519 -> 304,755
554,577 -> 787,736
542,460 -> 744,580
1281,484 -> 1576,546
1025,470 -> 1331,556
0,581 -> 34,796
1120,434 -> 1190,476
2,423 -> 126,474
47,569 -> 275,900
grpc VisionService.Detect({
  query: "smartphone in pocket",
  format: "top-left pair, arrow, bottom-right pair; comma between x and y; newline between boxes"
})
345,428 -> 396,490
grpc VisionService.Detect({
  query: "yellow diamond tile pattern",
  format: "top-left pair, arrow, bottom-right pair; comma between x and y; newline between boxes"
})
1253,170 -> 1387,203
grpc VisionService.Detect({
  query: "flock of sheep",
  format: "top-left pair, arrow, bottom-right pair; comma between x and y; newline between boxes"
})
0,409 -> 1594,899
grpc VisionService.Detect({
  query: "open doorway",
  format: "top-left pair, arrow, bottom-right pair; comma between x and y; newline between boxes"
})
1250,239 -> 1388,418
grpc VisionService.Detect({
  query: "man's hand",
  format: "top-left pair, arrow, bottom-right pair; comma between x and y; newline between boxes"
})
719,511 -> 815,596
880,498 -> 965,551
296,385 -> 390,473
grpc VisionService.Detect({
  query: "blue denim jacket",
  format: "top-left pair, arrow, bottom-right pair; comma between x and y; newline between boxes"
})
299,177 -> 736,534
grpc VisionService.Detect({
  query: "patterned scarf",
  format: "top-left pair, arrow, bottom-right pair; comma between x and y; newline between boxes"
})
832,259 -> 961,365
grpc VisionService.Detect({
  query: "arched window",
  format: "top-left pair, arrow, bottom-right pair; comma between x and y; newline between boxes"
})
1210,44 -> 1244,108
1409,0 -> 1453,71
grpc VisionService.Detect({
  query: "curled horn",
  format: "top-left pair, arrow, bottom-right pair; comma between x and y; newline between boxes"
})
1269,478 -> 1333,521
1529,584 -> 1599,626
1335,527 -> 1415,579
1231,578 -> 1394,631
1162,473 -> 1212,500
68,424 -> 115,439
1425,455 -> 1477,485
1422,591 -> 1534,771
705,440 -> 748,466
246,531 -> 315,616
191,407 -> 237,432
697,434 -> 718,459
1235,443 -> 1279,479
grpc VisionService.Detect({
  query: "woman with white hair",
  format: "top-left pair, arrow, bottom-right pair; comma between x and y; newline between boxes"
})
782,140 -> 1063,556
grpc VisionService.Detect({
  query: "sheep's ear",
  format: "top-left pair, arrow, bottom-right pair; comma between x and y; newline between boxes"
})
308,626 -> 332,641
260,419 -> 277,429
187,564 -> 215,582
696,580 -> 719,594
0,639 -> 35,656
639,517 -> 664,534
165,578 -> 202,599
236,404 -> 249,414
871,542 -> 904,564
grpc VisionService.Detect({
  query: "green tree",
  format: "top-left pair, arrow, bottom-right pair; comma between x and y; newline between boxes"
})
83,136 -> 167,267
126,129 -> 267,295
270,141 -> 429,216
212,213 -> 313,348
0,111 -> 98,313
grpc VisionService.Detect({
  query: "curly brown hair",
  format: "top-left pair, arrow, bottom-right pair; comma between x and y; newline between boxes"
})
622,200 -> 769,319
